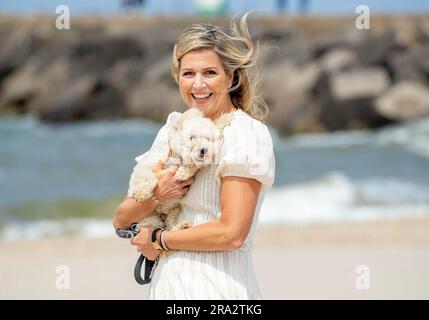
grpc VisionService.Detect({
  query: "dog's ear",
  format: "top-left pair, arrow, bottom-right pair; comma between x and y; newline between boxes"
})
213,112 -> 233,130
168,125 -> 179,152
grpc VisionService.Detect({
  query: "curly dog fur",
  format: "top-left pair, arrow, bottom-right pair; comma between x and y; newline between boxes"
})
128,108 -> 233,235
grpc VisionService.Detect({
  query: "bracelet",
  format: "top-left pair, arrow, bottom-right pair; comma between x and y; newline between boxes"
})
160,230 -> 170,250
151,228 -> 163,252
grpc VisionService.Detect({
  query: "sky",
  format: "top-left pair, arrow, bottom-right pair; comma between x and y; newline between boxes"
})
0,0 -> 428,16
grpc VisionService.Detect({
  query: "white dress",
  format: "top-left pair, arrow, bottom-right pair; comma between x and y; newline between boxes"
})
134,109 -> 275,299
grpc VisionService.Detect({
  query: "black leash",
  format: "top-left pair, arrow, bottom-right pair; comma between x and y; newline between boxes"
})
116,224 -> 159,285
133,254 -> 157,285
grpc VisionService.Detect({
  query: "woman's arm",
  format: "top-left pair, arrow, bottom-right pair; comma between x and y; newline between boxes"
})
131,176 -> 261,259
113,195 -> 159,230
166,176 -> 261,250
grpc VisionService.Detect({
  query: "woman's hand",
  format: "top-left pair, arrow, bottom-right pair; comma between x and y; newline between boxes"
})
130,227 -> 159,261
152,162 -> 194,202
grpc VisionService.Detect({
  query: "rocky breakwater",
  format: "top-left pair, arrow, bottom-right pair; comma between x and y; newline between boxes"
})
0,15 -> 428,135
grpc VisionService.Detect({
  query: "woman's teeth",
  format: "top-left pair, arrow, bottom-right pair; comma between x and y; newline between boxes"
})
192,93 -> 212,100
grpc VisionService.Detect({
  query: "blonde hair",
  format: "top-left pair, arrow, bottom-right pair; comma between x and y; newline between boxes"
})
171,12 -> 270,122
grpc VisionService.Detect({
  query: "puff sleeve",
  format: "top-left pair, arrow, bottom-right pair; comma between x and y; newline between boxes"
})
215,116 -> 276,191
134,111 -> 182,163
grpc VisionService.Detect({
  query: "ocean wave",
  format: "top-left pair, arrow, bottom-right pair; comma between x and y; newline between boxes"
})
3,172 -> 428,241
260,172 -> 429,224
278,117 -> 429,160
0,218 -> 116,242
374,117 -> 429,159
4,114 -> 429,159
283,130 -> 373,149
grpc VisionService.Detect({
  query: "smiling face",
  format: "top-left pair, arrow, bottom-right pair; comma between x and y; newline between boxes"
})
178,49 -> 235,119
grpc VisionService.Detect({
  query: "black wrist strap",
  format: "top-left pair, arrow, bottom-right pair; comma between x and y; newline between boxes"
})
152,228 -> 161,243
133,228 -> 162,285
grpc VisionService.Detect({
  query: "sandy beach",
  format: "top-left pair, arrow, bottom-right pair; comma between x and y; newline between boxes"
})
1,217 -> 428,300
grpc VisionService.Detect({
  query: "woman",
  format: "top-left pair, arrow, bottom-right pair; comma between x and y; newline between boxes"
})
113,13 -> 275,299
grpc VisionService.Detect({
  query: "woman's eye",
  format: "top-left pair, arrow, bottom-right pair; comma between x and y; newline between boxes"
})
205,70 -> 216,76
182,72 -> 193,77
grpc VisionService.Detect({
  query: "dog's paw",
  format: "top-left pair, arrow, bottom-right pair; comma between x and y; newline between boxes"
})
128,170 -> 158,202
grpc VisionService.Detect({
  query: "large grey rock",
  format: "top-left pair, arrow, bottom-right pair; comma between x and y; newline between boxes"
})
416,18 -> 429,42
390,17 -> 420,48
31,76 -> 124,122
262,37 -> 314,66
411,44 -> 429,78
0,54 -> 74,112
312,28 -> 364,58
357,28 -> 401,65
319,49 -> 359,74
330,68 -> 390,101
387,43 -> 429,85
67,35 -> 144,76
387,50 -> 427,84
0,30 -> 46,83
314,72 -> 393,131
375,81 -> 429,120
106,57 -> 147,94
127,54 -> 185,121
0,34 -> 143,118
1,15 -> 428,134
262,61 -> 321,99
261,61 -> 323,134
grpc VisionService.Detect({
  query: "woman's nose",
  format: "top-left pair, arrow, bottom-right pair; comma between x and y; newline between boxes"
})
192,74 -> 206,89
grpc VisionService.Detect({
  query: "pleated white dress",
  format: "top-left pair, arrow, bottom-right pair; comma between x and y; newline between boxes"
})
134,109 -> 275,300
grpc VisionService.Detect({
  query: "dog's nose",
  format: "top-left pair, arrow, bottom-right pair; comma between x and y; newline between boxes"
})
199,147 -> 208,157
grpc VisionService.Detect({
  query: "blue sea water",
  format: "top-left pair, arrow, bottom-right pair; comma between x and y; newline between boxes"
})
1,114 -> 429,240
1,1 -> 428,241
0,0 -> 428,16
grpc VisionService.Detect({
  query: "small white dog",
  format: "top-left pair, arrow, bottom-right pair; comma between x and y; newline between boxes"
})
128,108 -> 232,232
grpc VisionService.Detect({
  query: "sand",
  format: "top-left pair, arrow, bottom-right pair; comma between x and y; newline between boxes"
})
1,217 -> 429,300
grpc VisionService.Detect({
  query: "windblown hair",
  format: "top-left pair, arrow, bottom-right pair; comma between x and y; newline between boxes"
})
171,12 -> 269,122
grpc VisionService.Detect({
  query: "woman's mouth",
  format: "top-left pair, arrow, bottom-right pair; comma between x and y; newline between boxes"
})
191,93 -> 213,104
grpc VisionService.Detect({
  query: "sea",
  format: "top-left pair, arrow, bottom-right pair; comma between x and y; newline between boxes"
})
1,0 -> 428,240
1,114 -> 429,241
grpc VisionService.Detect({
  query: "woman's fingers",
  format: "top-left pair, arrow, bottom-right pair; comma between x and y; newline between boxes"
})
129,227 -> 160,259
179,178 -> 194,195
180,178 -> 194,188
155,166 -> 195,201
